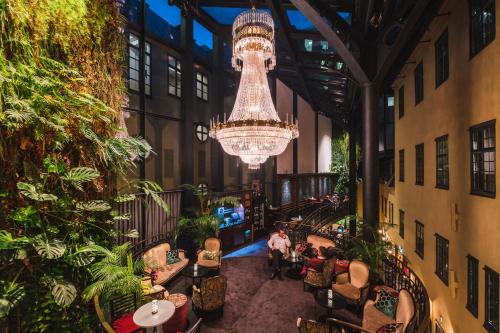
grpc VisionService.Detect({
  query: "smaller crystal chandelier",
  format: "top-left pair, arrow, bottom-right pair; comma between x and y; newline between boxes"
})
209,8 -> 299,169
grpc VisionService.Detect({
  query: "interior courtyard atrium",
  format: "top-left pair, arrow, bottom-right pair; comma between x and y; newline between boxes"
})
0,0 -> 499,332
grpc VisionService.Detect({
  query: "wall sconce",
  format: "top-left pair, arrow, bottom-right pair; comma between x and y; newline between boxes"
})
449,269 -> 459,299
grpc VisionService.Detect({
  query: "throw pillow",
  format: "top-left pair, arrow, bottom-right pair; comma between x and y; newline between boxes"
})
374,289 -> 399,319
375,323 -> 403,333
166,249 -> 180,265
203,250 -> 219,261
307,257 -> 325,271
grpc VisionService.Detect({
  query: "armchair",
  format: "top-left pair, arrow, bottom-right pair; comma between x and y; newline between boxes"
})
296,317 -> 339,333
303,257 -> 336,291
328,289 -> 416,333
196,237 -> 222,270
192,275 -> 227,317
332,260 -> 370,306
93,294 -> 143,333
267,232 -> 290,265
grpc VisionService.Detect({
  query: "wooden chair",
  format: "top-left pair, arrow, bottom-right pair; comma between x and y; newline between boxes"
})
186,318 -> 203,333
94,294 -> 143,333
329,289 -> 416,333
331,260 -> 370,306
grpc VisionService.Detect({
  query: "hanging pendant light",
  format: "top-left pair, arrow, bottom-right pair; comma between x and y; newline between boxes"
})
209,8 -> 299,169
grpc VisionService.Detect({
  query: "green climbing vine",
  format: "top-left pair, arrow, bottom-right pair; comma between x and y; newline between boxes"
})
0,0 -> 158,331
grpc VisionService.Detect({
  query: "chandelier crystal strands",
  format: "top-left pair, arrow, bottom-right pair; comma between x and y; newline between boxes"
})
209,8 -> 299,170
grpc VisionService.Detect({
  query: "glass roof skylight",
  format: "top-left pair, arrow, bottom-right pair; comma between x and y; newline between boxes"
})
286,9 -> 352,31
201,6 -> 247,25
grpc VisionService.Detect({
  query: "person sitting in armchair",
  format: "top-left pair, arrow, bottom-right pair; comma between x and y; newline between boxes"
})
268,227 -> 291,280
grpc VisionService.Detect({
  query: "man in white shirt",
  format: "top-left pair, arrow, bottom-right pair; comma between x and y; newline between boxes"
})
268,228 -> 291,280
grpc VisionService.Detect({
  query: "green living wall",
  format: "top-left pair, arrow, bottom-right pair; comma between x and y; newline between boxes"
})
0,0 -> 154,331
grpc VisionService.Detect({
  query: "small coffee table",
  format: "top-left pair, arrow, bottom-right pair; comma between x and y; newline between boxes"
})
133,300 -> 175,332
314,289 -> 347,317
183,265 -> 209,295
285,255 -> 304,279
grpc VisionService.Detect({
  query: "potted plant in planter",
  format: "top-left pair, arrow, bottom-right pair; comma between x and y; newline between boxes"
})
174,185 -> 239,258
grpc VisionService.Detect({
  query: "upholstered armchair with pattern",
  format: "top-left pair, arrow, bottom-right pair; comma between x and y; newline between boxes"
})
303,257 -> 336,291
332,260 -> 370,306
329,289 -> 416,333
192,275 -> 227,316
296,317 -> 339,333
196,237 -> 222,270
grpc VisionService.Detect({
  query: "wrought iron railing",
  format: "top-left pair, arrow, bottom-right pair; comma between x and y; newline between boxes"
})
307,230 -> 430,333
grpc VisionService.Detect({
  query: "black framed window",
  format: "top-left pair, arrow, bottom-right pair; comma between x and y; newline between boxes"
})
416,143 -> 424,185
435,28 -> 449,87
484,266 -> 499,332
470,120 -> 496,197
435,234 -> 449,285
128,33 -> 151,95
168,55 -> 182,97
196,72 -> 209,101
389,202 -> 393,224
469,0 -> 496,57
414,61 -> 424,105
415,221 -> 424,259
436,135 -> 449,189
399,209 -> 405,239
399,149 -> 405,182
398,86 -> 404,119
467,255 -> 479,317
195,124 -> 209,142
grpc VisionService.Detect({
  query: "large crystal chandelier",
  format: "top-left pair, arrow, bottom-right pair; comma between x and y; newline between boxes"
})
209,8 -> 299,169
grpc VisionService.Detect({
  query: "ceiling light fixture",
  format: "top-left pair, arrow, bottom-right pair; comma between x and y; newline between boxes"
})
209,8 -> 299,169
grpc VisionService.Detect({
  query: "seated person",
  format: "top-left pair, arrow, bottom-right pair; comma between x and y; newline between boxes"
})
268,228 -> 291,280
300,246 -> 327,277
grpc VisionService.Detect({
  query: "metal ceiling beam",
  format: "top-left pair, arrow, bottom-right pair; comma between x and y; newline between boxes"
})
267,0 -> 316,109
313,0 -> 364,47
373,0 -> 435,84
291,0 -> 369,85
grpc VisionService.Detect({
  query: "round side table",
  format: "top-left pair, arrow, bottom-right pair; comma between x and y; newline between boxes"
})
133,300 -> 175,332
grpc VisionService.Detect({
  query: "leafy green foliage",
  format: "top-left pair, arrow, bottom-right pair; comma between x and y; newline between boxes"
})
331,132 -> 361,197
0,0 -> 162,330
61,167 -> 100,191
174,185 -> 240,247
347,225 -> 393,275
79,243 -> 144,303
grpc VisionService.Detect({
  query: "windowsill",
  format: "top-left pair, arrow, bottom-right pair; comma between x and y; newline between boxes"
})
415,250 -> 424,259
466,304 -> 478,318
470,38 -> 495,61
415,183 -> 424,186
168,93 -> 182,100
483,321 -> 499,333
435,185 -> 449,190
435,272 -> 449,286
470,190 -> 496,199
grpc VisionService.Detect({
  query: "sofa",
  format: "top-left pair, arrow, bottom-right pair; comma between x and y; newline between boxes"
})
305,234 -> 335,251
143,242 -> 189,286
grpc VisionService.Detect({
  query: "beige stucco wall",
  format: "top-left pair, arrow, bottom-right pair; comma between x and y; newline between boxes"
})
318,114 -> 333,173
298,95 -> 316,173
387,1 -> 500,332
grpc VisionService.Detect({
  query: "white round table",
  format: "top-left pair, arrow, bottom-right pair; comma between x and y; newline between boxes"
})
133,300 -> 175,332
